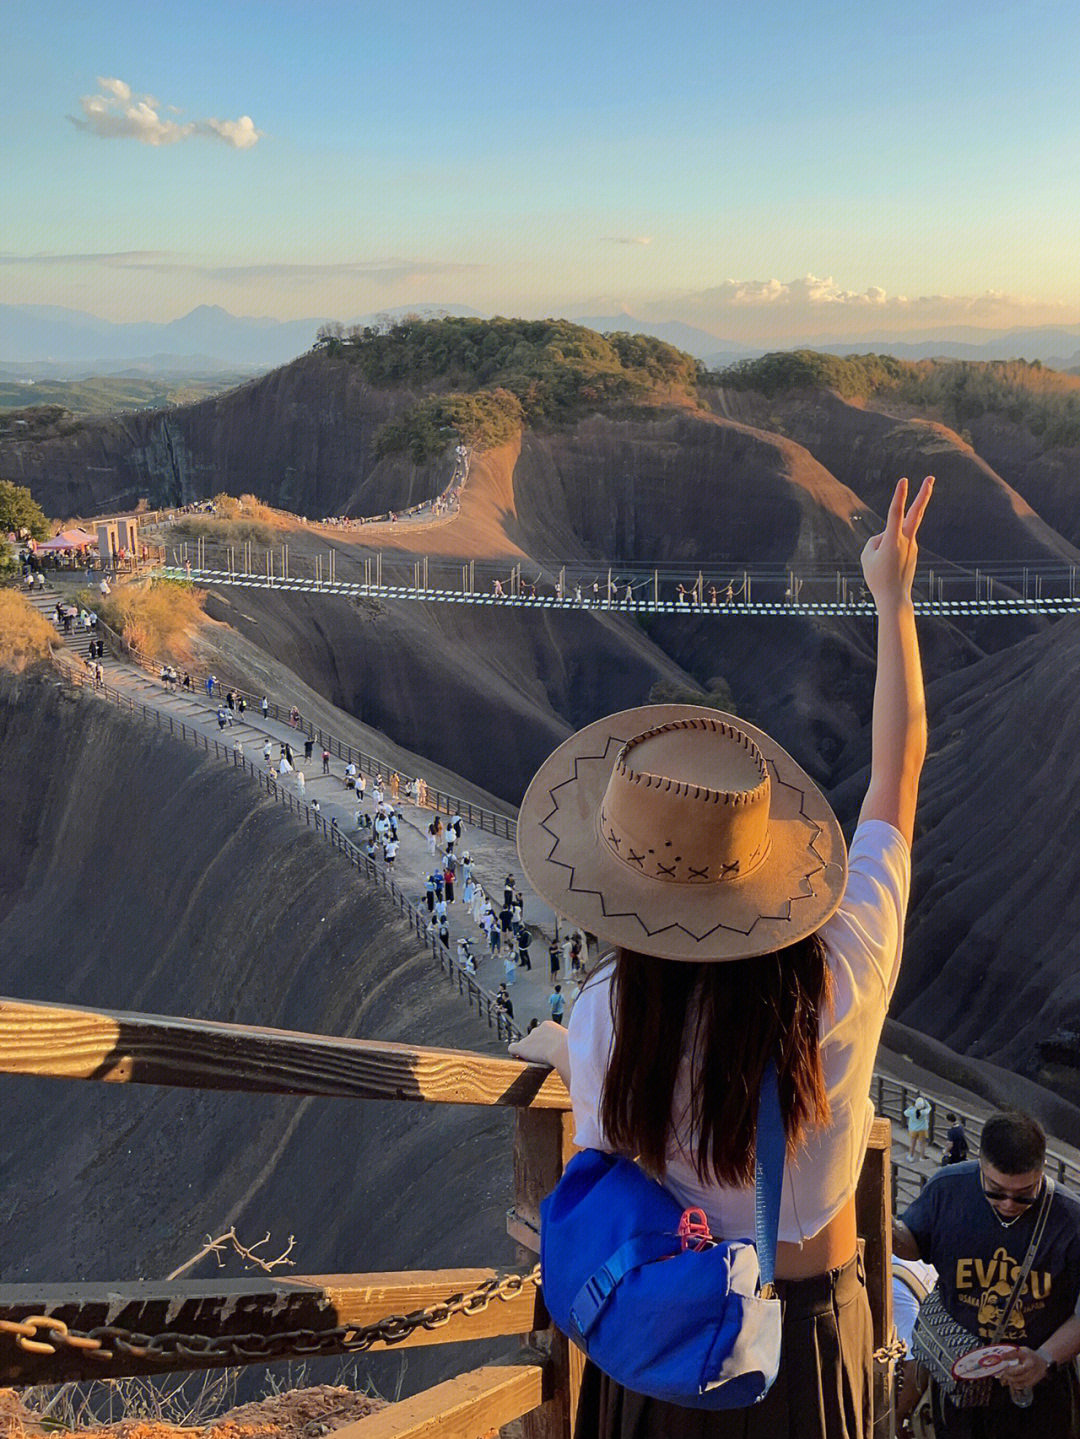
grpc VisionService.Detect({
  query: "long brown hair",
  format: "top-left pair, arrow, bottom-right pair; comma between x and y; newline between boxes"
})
599,936 -> 833,1187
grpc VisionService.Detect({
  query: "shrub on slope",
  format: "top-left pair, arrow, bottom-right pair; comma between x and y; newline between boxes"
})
91,577 -> 207,664
0,590 -> 56,672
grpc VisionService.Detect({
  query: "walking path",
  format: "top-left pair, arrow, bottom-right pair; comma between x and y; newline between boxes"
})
28,581 -> 565,1039
155,566 -> 1080,620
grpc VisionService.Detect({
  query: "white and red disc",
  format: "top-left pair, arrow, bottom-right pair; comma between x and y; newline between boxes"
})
952,1345 -> 1020,1381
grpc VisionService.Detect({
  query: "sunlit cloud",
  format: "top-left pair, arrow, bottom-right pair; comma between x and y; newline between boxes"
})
603,235 -> 653,246
645,275 -> 1078,340
199,115 -> 261,150
69,77 -> 262,149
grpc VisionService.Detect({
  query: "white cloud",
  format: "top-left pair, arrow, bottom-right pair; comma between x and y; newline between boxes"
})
701,275 -> 903,309
603,235 -> 653,247
641,274 -> 1078,341
69,79 -> 262,149
197,115 -> 261,150
0,252 -> 482,286
98,76 -> 131,103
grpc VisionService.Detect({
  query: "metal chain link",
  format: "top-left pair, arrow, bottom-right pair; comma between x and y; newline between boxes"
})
1,1272 -> 909,1374
873,1337 -> 909,1365
0,1265 -> 541,1367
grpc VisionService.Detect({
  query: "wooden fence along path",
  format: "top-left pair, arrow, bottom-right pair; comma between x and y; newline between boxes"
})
55,601 -> 517,843
25,587 -> 527,1046
0,996 -> 897,1437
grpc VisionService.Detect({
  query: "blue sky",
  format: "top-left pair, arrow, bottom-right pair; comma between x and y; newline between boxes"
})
3,0 -> 1079,339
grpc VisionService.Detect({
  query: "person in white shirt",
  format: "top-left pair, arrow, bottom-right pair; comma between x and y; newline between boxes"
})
510,476 -> 934,1439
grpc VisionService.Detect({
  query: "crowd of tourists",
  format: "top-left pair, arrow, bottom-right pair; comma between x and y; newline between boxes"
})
487,574 -> 744,605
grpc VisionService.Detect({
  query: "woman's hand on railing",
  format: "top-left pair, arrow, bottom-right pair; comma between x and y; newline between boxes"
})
508,1021 -> 570,1087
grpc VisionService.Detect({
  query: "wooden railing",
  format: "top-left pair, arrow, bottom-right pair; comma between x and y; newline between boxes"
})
0,998 -> 894,1437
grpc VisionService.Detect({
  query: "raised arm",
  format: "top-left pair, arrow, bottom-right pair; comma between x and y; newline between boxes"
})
858,476 -> 933,847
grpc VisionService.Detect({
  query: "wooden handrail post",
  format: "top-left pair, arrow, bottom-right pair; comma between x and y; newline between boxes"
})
856,1116 -> 894,1437
513,1106 -> 580,1439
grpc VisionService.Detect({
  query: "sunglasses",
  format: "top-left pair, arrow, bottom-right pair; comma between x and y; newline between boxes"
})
979,1172 -> 1043,1206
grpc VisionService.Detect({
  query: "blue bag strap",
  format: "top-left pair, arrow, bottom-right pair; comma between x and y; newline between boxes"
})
568,1231 -> 676,1340
754,1059 -> 785,1290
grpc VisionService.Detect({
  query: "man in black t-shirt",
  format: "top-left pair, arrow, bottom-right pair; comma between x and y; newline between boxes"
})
943,1112 -> 970,1165
894,1110 -> 1080,1437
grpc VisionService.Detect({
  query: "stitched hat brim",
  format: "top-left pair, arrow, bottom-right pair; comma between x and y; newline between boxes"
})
516,704 -> 847,962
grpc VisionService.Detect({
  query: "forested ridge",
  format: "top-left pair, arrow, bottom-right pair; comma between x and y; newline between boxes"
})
713,350 -> 1080,446
314,316 -> 702,460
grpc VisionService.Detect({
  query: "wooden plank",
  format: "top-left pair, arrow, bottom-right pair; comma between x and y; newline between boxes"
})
331,1362 -> 545,1439
515,1109 -> 580,1439
0,1269 -> 545,1385
855,1116 -> 894,1439
856,1118 -> 893,1349
0,998 -> 569,1110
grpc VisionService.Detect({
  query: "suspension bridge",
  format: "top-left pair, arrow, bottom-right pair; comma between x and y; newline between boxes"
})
159,560 -> 1080,619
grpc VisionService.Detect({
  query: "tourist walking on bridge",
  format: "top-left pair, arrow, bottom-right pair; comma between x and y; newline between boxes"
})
511,476 -> 935,1438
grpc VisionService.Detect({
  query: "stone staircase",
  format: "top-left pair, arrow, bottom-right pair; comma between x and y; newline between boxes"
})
25,584 -> 274,753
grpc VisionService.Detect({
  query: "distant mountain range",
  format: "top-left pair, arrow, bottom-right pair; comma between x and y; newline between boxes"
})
0,303 -> 481,377
569,312 -> 1080,370
1,302 -> 1078,377
569,314 -> 749,363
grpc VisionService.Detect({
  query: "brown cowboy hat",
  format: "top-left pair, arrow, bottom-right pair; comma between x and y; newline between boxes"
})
516,705 -> 847,962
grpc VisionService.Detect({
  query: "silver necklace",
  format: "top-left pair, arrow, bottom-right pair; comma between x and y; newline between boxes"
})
984,1186 -> 1041,1229
988,1203 -> 1026,1229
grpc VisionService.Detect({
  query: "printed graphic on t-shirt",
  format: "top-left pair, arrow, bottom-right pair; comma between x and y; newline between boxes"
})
954,1246 -> 1053,1340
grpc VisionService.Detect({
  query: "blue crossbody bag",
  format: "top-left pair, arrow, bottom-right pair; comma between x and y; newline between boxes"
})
539,1062 -> 785,1409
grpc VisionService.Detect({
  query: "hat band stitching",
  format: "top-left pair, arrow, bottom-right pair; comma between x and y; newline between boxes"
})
615,718 -> 769,806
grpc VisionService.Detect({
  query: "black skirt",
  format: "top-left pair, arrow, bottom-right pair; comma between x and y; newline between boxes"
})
574,1251 -> 872,1439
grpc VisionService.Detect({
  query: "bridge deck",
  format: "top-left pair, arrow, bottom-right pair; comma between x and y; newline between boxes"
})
158,567 -> 1080,618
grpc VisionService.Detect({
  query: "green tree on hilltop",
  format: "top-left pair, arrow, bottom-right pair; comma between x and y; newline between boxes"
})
312,315 -> 705,460
0,481 -> 51,541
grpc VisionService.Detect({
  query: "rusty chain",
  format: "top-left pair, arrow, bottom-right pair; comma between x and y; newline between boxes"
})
1,1271 -> 909,1375
0,1264 -> 541,1367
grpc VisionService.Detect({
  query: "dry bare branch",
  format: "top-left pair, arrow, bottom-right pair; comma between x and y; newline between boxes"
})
165,1226 -> 297,1280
